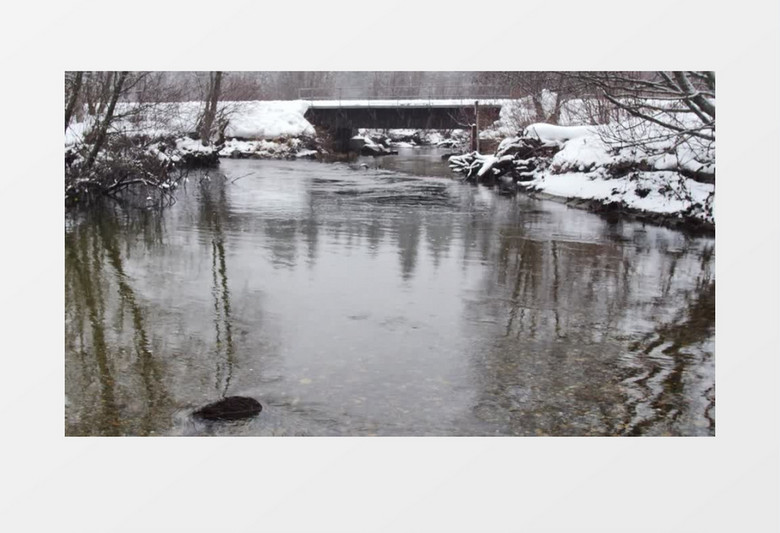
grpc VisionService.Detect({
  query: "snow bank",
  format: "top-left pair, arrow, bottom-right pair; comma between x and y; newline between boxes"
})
514,123 -> 715,225
523,123 -> 596,143
549,133 -> 613,171
471,121 -> 715,226
66,100 -> 317,145
65,119 -> 95,147
529,171 -> 712,216
224,100 -> 314,139
358,128 -> 468,147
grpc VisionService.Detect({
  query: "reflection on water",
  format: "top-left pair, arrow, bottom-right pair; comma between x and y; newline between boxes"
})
65,154 -> 715,436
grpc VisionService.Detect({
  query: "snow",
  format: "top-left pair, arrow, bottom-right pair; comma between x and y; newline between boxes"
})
476,155 -> 498,178
65,118 -> 96,146
523,123 -> 596,143
66,100 -> 317,144
66,99 -> 492,149
357,128 -> 468,147
218,137 -> 315,159
308,98 -> 510,108
550,133 -> 613,171
176,137 -> 215,153
475,115 -> 715,225
524,171 -> 713,219
224,100 -> 314,139
64,95 -> 715,226
513,122 -> 714,224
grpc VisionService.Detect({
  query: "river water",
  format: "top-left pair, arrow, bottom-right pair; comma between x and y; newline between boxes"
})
65,147 -> 715,436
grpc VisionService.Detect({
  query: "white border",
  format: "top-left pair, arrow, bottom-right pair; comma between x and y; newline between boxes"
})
1,1 -> 779,532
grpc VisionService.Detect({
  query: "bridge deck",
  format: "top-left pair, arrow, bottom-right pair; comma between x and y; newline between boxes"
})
307,99 -> 510,109
304,98 -> 507,148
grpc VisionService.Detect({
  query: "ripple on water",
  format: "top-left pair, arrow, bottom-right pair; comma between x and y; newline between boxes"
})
65,155 -> 715,436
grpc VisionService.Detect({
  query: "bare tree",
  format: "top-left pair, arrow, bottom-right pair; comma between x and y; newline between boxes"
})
83,71 -> 128,171
65,71 -> 83,131
574,71 -> 715,183
198,71 -> 224,146
583,71 -> 715,142
220,72 -> 264,101
65,71 -> 211,205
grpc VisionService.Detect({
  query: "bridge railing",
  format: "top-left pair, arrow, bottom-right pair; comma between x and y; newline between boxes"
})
298,85 -> 511,102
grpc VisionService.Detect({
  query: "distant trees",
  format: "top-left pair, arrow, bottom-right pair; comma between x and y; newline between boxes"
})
220,72 -> 264,100
477,71 -> 580,125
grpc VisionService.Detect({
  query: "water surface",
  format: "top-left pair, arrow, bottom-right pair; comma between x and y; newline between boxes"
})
65,150 -> 715,436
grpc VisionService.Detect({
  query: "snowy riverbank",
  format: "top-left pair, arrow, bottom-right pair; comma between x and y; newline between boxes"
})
65,99 -> 715,229
450,122 -> 714,231
64,100 -> 469,163
523,123 -> 713,229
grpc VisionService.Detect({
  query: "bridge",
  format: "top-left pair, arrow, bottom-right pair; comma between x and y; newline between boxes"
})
300,86 -> 510,151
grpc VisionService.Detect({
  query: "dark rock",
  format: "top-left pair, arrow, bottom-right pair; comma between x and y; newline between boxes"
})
194,396 -> 262,421
180,150 -> 220,168
360,144 -> 396,156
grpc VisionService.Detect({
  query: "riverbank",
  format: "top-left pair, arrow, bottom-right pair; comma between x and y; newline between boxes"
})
65,100 -> 715,232
64,100 -> 469,166
449,122 -> 715,233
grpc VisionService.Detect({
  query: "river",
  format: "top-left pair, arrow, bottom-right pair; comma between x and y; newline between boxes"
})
64,147 -> 715,436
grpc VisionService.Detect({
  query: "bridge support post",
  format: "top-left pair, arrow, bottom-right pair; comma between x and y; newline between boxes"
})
472,100 -> 480,153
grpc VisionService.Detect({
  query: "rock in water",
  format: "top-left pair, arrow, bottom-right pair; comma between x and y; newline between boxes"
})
194,396 -> 262,421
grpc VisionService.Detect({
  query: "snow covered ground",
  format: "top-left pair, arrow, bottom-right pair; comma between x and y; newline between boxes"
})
65,100 -> 322,162
66,101 -> 316,143
222,101 -> 314,138
357,128 -> 469,147
512,122 -> 715,226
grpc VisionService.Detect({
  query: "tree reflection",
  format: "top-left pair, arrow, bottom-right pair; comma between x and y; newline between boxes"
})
395,212 -> 422,280
65,228 -> 119,435
463,220 -> 715,436
65,206 -> 170,435
197,178 -> 237,397
620,255 -> 715,435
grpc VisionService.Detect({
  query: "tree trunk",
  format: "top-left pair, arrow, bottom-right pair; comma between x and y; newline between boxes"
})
549,93 -> 563,125
672,71 -> 715,120
200,71 -> 223,146
84,71 -> 128,171
532,93 -> 546,123
65,72 -> 83,131
96,72 -> 114,116
85,72 -> 96,116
